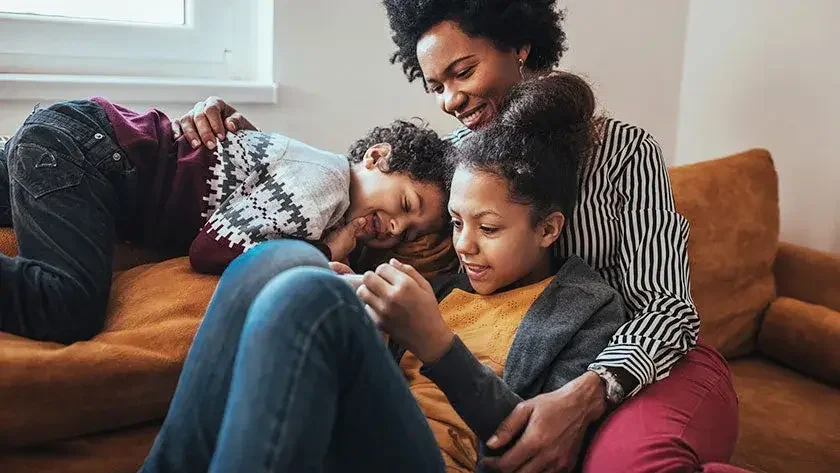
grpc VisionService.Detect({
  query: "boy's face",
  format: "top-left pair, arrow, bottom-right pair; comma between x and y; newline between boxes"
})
348,143 -> 448,249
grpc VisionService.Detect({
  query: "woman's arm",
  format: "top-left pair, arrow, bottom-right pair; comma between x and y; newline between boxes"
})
172,97 -> 257,150
589,133 -> 699,399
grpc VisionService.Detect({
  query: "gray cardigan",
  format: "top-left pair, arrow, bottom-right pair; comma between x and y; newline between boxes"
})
410,255 -> 626,462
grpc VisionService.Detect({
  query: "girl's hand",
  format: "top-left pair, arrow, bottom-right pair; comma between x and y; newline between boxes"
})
357,259 -> 454,363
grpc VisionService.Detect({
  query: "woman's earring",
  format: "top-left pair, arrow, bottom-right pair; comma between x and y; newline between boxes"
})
518,58 -> 526,79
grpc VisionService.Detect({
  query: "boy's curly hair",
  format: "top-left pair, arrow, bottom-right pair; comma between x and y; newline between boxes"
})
347,119 -> 453,192
383,0 -> 567,84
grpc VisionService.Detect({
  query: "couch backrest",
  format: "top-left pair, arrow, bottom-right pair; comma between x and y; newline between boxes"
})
669,149 -> 780,357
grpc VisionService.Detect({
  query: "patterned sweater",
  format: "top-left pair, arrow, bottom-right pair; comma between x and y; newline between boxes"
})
189,130 -> 350,273
92,98 -> 350,274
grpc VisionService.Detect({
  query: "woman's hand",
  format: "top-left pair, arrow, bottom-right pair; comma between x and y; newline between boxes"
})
357,259 -> 454,363
480,372 -> 607,473
172,97 -> 256,150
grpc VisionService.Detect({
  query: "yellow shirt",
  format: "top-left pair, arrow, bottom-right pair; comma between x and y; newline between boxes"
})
400,277 -> 553,472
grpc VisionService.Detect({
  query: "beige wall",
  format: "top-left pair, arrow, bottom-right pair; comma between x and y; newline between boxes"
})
676,0 -> 840,254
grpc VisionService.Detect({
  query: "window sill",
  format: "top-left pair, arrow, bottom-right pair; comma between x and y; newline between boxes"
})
0,74 -> 277,104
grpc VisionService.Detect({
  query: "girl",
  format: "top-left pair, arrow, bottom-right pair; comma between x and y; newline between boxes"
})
141,74 -> 624,473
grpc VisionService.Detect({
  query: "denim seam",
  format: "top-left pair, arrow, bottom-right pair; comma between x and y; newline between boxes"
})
263,292 -> 359,472
22,107 -> 125,170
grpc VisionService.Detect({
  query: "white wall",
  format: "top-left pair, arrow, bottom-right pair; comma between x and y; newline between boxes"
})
676,0 -> 840,253
1,1 -> 690,160
561,0 -> 689,161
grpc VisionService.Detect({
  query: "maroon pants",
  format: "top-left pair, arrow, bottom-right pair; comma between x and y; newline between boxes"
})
582,342 -> 749,473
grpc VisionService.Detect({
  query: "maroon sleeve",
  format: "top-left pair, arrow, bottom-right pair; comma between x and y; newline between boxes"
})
189,231 -> 333,275
188,231 -> 243,275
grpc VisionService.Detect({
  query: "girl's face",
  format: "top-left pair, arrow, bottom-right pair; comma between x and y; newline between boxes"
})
416,20 -> 527,131
448,165 -> 563,295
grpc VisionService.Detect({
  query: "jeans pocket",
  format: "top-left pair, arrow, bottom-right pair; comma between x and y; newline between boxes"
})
11,143 -> 83,199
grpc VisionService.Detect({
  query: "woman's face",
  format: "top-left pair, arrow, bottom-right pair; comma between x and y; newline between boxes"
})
448,165 -> 558,295
416,21 -> 526,130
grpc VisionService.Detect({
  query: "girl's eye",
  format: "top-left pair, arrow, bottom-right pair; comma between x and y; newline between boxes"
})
402,196 -> 410,213
480,226 -> 499,235
428,84 -> 444,94
451,219 -> 463,229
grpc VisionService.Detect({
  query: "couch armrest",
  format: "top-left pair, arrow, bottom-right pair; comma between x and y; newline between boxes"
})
759,297 -> 840,387
774,242 -> 840,312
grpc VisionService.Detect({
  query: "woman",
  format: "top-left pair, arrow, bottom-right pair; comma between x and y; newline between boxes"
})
175,3 -> 741,472
144,74 -> 623,472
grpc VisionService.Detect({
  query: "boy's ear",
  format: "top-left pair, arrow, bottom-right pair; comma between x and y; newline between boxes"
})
538,211 -> 565,248
363,142 -> 392,170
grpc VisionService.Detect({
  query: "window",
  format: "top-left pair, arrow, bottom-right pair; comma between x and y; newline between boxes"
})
0,1 -> 186,25
0,0 -> 275,103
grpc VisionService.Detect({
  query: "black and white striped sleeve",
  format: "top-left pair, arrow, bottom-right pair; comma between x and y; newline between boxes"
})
588,133 -> 699,398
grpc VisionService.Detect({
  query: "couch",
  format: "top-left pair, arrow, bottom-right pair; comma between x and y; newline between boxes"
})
0,148 -> 837,472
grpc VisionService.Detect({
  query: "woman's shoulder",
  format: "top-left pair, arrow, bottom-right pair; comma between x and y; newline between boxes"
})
590,117 -> 666,170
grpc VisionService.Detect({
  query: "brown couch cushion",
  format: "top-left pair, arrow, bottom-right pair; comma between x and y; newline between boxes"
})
0,257 -> 217,448
730,358 -> 840,473
758,297 -> 840,387
669,149 -> 779,358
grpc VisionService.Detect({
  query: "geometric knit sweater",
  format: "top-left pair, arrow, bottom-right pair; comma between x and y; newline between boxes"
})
187,130 -> 350,273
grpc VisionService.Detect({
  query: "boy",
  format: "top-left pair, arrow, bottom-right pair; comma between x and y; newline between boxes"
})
0,99 -> 452,344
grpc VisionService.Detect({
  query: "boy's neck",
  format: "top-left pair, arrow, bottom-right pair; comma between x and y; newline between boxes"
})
347,164 -> 363,216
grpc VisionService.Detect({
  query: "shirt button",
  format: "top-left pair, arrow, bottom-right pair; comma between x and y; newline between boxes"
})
112,152 -> 122,161
94,133 -> 104,140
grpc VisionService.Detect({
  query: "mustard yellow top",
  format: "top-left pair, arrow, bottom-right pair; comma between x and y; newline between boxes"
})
400,277 -> 553,472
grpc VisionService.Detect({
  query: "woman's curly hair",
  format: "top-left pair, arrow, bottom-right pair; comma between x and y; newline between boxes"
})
347,119 -> 454,191
383,0 -> 567,84
456,72 -> 598,222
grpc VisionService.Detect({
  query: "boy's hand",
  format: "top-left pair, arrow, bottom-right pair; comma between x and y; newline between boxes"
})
324,218 -> 366,262
357,259 -> 454,364
329,261 -> 355,275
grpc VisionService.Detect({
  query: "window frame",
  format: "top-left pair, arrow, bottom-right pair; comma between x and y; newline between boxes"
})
0,0 -> 276,104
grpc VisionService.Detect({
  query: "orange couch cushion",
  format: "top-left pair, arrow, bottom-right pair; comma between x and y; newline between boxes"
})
0,257 -> 217,448
774,242 -> 840,313
758,297 -> 840,387
0,421 -> 159,473
730,358 -> 840,473
669,149 -> 779,357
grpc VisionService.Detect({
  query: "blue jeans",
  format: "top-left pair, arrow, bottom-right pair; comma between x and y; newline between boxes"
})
0,100 -> 140,343
141,240 -> 445,473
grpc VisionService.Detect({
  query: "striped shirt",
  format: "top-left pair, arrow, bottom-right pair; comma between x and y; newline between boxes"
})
448,119 -> 699,398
